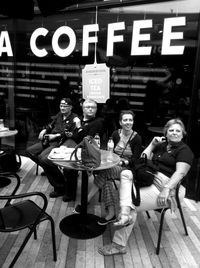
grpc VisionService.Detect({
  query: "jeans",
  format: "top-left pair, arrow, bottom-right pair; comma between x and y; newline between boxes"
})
112,169 -> 185,247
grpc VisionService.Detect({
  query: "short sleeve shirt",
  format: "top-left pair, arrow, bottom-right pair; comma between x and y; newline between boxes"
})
152,141 -> 194,177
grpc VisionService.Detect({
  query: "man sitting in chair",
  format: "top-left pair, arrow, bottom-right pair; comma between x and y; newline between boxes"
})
26,98 -> 80,198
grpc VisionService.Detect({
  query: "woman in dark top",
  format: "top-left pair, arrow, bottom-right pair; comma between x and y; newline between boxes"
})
98,118 -> 194,255
74,110 -> 142,225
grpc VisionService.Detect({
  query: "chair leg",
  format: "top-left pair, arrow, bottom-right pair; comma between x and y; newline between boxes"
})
34,228 -> 37,240
111,178 -> 118,190
156,208 -> 168,255
98,189 -> 102,202
177,201 -> 188,236
48,216 -> 57,261
9,230 -> 34,268
36,164 -> 39,175
146,211 -> 151,219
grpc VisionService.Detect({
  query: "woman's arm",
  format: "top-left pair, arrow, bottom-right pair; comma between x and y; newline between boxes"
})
164,162 -> 191,189
157,161 -> 191,206
142,136 -> 166,159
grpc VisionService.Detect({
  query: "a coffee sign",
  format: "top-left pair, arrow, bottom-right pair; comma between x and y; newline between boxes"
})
0,16 -> 186,57
82,63 -> 110,103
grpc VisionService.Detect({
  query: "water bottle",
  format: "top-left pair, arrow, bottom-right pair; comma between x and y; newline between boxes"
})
0,119 -> 4,129
107,137 -> 114,152
94,133 -> 101,148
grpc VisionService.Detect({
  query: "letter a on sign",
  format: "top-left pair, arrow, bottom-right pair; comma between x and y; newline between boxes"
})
82,63 -> 110,103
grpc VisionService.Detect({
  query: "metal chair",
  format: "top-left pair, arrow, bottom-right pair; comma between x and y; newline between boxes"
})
146,180 -> 188,254
0,172 -> 57,267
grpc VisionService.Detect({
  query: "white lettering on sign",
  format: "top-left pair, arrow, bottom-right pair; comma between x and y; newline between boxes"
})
107,22 -> 125,56
162,17 -> 186,55
28,16 -> 186,58
89,78 -> 103,84
30,27 -> 48,57
52,26 -> 76,57
0,31 -> 13,56
131,20 -> 152,55
82,24 -> 99,56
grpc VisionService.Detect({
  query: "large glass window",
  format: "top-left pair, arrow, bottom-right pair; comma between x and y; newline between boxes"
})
0,1 -> 200,197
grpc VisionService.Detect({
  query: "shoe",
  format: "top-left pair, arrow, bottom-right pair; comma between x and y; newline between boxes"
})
97,215 -> 116,225
113,213 -> 133,227
73,204 -> 82,213
98,243 -> 127,256
62,195 -> 75,202
49,190 -> 64,198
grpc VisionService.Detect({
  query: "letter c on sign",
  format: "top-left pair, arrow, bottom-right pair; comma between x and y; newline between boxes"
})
52,26 -> 76,57
30,27 -> 48,57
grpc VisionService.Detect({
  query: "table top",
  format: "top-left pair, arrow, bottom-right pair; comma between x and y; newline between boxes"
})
0,129 -> 18,138
51,149 -> 121,171
148,126 -> 163,134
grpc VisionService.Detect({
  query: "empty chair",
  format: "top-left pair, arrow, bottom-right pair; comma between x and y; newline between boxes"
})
0,172 -> 57,267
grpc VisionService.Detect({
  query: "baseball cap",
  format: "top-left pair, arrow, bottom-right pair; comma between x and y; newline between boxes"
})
60,98 -> 72,106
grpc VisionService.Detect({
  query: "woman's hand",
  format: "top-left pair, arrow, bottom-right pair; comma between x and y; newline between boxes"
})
157,187 -> 170,207
151,136 -> 166,146
73,117 -> 81,129
38,129 -> 46,140
47,134 -> 59,141
65,131 -> 73,137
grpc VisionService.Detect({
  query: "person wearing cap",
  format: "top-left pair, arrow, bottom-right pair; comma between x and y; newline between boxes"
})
26,97 -> 81,198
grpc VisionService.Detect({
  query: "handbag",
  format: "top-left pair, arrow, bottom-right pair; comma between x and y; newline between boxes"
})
70,135 -> 101,170
0,145 -> 21,172
131,153 -> 159,206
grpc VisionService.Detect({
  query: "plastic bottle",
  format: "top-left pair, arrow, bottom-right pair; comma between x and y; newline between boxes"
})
0,119 -> 4,129
94,133 -> 101,148
107,137 -> 114,152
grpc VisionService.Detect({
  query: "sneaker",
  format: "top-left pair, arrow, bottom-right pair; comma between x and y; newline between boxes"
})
97,215 -> 116,225
73,204 -> 82,213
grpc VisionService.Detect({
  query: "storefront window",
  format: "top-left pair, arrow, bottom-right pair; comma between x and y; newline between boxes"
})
0,0 -> 199,157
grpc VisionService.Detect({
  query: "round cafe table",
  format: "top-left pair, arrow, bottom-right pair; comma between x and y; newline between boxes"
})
148,126 -> 163,135
51,150 -> 120,239
0,129 -> 18,188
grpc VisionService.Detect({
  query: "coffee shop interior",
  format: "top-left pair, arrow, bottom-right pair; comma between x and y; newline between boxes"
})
0,0 -> 200,267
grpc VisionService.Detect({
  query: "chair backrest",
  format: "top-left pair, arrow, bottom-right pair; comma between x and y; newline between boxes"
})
0,172 -> 21,206
0,191 -> 48,232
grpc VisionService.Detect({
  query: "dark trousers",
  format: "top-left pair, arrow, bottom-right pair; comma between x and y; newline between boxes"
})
26,141 -> 66,192
26,140 -> 78,198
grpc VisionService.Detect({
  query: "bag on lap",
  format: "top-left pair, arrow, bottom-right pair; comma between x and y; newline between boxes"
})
133,153 -> 159,187
131,153 -> 159,206
0,145 -> 21,172
70,136 -> 101,169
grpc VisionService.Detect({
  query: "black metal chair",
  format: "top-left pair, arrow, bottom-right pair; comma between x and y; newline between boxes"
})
99,175 -> 188,255
146,180 -> 188,254
0,172 -> 57,267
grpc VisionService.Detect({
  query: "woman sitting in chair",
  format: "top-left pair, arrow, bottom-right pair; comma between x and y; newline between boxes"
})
98,118 -> 194,255
74,110 -> 142,225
